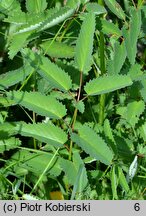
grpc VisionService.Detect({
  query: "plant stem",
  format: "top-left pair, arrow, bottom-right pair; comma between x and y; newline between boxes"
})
69,72 -> 83,161
98,32 -> 106,125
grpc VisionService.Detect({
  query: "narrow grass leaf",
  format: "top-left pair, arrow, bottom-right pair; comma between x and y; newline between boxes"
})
118,166 -> 130,193
10,150 -> 62,177
111,165 -> 118,199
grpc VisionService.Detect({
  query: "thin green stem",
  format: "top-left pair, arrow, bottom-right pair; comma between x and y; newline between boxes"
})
98,32 -> 106,125
31,148 -> 60,194
69,71 -> 83,161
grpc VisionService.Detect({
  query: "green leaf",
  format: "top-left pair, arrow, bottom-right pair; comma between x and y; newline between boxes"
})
140,79 -> 146,102
102,19 -> 121,37
26,0 -> 47,13
10,150 -> 62,177
107,41 -> 126,75
40,40 -> 74,59
18,122 -> 67,147
72,100 -> 85,113
104,119 -> 117,154
118,166 -> 129,193
84,75 -> 133,96
66,0 -> 80,8
0,122 -> 19,139
104,0 -> 125,20
111,165 -> 118,199
6,91 -> 67,119
86,3 -> 107,15
0,64 -> 33,90
126,101 -> 144,127
0,0 -> 21,14
75,13 -> 95,74
22,48 -> 72,92
39,6 -> 75,32
71,125 -> 114,165
0,137 -> 21,153
8,31 -> 31,59
122,8 -> 141,65
129,64 -> 145,81
71,164 -> 89,200
117,100 -> 145,127
60,151 -> 88,188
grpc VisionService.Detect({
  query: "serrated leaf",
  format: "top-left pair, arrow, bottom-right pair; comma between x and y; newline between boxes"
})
75,13 -> 95,74
84,75 -> 133,96
0,0 -> 21,13
0,122 -> 19,139
73,100 -> 85,113
86,3 -> 107,15
26,0 -> 47,13
0,137 -> 21,153
6,91 -> 66,119
71,164 -> 89,200
71,125 -> 114,165
10,150 -> 62,177
60,151 -> 87,187
104,0 -> 125,20
107,41 -> 126,75
66,0 -> 80,8
126,100 -> 145,127
0,64 -> 33,90
40,40 -> 74,58
117,100 -> 145,127
122,8 -> 141,65
22,48 -> 72,92
102,19 -> 121,37
39,6 -> 75,32
8,31 -> 31,59
129,64 -> 144,81
18,122 -> 67,147
104,119 -> 117,154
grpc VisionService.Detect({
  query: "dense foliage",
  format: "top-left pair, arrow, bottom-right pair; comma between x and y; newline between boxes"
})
0,0 -> 146,200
